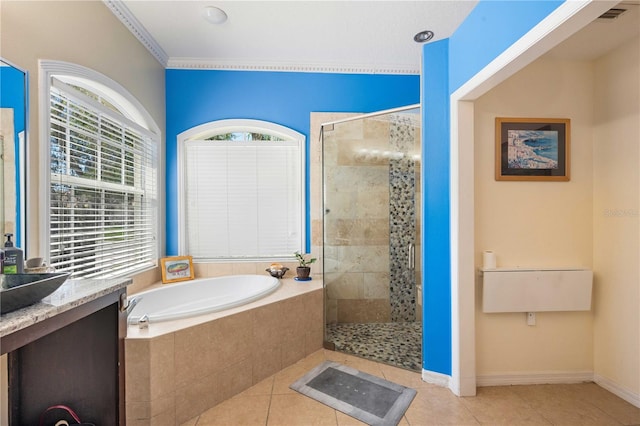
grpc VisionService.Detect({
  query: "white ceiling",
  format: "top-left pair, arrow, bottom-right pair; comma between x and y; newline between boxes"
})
108,0 -> 478,73
107,1 -> 639,73
544,1 -> 640,61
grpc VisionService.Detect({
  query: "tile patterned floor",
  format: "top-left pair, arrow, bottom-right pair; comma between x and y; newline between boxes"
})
181,349 -> 640,426
325,322 -> 422,371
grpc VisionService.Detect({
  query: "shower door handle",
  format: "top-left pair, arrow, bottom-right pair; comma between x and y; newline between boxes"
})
408,242 -> 415,270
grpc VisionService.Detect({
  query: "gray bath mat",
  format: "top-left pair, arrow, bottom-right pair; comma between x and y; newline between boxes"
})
290,361 -> 416,425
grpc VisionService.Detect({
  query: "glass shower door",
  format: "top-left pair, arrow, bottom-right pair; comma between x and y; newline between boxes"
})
322,106 -> 422,371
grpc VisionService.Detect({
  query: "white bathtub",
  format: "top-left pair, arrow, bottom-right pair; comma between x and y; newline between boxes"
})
127,274 -> 280,324
125,277 -> 323,424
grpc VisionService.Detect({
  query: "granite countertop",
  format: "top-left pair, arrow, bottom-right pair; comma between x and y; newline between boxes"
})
0,277 -> 131,338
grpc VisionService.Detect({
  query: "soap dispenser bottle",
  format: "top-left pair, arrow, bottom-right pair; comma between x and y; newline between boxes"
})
3,233 -> 24,274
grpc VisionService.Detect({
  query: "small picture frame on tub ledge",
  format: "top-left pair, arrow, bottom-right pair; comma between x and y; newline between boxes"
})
495,117 -> 570,181
161,255 -> 195,284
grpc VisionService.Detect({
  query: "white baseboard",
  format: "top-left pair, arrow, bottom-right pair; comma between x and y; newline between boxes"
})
594,373 -> 640,408
425,370 -> 639,409
476,370 -> 594,387
422,369 -> 451,388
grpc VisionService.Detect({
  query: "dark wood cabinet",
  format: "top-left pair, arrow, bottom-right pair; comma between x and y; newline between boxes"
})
2,287 -> 127,425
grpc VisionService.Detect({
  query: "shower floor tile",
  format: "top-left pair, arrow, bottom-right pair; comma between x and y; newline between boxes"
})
326,322 -> 422,371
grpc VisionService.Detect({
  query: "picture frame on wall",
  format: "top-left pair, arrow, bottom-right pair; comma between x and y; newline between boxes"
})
495,117 -> 570,181
160,255 -> 195,284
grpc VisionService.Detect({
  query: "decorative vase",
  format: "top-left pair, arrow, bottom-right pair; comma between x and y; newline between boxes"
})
296,266 -> 311,279
266,265 -> 289,279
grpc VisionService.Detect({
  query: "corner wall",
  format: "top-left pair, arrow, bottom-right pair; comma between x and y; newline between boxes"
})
164,70 -> 419,256
0,2 -> 166,423
474,57 -> 594,380
421,0 -> 568,382
593,37 -> 640,404
421,39 -> 452,375
428,0 -> 621,395
0,0 -> 166,258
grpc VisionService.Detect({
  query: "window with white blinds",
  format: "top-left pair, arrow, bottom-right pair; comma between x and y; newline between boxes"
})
179,121 -> 305,260
48,77 -> 158,278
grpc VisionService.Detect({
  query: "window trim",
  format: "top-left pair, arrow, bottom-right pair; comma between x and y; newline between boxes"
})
38,60 -> 161,275
177,119 -> 306,261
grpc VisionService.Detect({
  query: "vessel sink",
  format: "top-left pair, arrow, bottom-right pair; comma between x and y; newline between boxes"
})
0,273 -> 72,314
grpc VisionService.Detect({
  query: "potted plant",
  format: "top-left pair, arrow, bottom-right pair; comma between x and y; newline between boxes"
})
294,251 -> 316,280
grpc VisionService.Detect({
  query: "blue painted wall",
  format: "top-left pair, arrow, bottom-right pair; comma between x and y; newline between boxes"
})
165,70 -> 419,255
421,39 -> 452,374
0,66 -> 26,247
163,0 -> 569,377
449,0 -> 564,93
420,0 -> 565,374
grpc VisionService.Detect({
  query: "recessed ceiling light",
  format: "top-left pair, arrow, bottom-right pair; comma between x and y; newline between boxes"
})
413,30 -> 434,43
203,6 -> 227,25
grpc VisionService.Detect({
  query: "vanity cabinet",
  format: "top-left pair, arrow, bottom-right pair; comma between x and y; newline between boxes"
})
1,280 -> 129,425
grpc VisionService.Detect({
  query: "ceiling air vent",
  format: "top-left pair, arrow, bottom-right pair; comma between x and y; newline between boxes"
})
598,8 -> 628,20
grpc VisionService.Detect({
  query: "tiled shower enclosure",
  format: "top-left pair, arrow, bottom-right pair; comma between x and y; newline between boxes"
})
321,106 -> 422,371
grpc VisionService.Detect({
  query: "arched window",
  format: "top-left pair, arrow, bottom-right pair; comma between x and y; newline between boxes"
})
40,61 -> 159,278
178,119 -> 305,260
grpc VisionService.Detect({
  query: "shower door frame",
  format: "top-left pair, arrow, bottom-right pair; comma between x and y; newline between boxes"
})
318,104 -> 422,358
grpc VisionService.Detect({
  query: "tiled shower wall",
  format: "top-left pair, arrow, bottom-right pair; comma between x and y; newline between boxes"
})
319,113 -> 421,324
323,118 -> 392,323
389,115 -> 419,322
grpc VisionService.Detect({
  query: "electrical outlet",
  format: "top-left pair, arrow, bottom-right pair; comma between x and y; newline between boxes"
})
527,312 -> 536,326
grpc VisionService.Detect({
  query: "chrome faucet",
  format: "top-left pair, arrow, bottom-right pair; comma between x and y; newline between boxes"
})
122,295 -> 149,329
125,296 -> 142,316
138,314 -> 150,329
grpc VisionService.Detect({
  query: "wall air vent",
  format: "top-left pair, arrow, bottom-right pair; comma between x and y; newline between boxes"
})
598,8 -> 628,20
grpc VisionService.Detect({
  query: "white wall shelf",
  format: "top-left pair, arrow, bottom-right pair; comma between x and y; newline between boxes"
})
480,267 -> 593,313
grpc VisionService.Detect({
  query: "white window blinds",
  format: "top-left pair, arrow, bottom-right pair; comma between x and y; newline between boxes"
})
183,138 -> 303,260
49,78 -> 157,278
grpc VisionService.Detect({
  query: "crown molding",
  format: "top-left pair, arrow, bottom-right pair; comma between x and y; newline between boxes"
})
103,0 -> 169,67
103,1 -> 418,74
166,58 -> 420,75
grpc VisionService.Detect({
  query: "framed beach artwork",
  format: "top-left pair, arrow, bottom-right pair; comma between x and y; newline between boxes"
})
495,117 -> 570,181
160,255 -> 195,284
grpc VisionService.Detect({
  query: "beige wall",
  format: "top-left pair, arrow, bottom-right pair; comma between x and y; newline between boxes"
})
474,34 -> 640,401
474,58 -> 595,377
0,0 -> 166,258
593,37 -> 640,398
1,2 -> 166,423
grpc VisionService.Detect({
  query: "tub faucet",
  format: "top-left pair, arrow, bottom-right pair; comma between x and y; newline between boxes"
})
125,296 -> 142,316
138,314 -> 150,329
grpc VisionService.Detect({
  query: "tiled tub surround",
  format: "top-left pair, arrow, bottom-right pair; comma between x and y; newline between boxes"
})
125,277 -> 323,426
